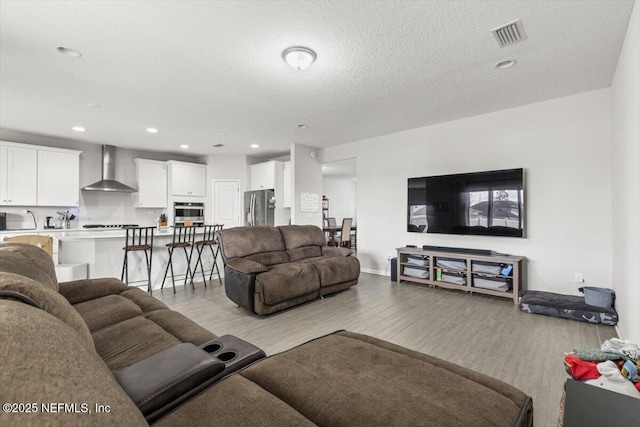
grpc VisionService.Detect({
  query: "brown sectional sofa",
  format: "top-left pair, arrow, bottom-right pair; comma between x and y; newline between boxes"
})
0,242 -> 533,426
218,225 -> 360,315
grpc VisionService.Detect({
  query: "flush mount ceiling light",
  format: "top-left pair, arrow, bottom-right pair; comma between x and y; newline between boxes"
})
72,126 -> 85,132
297,124 -> 309,128
57,47 -> 82,58
146,127 -> 158,133
250,144 -> 259,149
495,59 -> 517,70
282,46 -> 317,71
180,144 -> 189,149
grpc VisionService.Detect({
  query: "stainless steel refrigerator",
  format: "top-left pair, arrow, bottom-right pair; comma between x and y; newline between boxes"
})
244,189 -> 275,226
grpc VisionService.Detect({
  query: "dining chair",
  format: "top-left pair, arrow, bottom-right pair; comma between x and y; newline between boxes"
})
3,235 -> 53,257
335,218 -> 353,248
327,217 -> 337,227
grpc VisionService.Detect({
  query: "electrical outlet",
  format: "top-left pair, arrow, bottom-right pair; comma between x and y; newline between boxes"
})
574,273 -> 584,283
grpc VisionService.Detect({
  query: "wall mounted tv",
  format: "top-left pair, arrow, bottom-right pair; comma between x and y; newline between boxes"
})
408,168 -> 524,237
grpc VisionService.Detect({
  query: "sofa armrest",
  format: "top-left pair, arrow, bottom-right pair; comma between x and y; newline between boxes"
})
114,343 -> 225,418
58,277 -> 128,304
226,258 -> 268,274
322,246 -> 353,257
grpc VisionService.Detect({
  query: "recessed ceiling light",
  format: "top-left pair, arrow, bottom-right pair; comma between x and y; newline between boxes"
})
180,144 -> 189,149
297,124 -> 309,128
282,46 -> 317,71
250,144 -> 259,149
57,47 -> 82,58
146,127 -> 158,134
495,59 -> 516,70
87,102 -> 101,108
219,132 -> 228,136
72,126 -> 85,132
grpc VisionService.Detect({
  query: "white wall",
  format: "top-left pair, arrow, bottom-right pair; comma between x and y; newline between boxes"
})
611,0 -> 640,343
0,129 -> 200,228
322,89 -> 613,297
291,143 -> 323,226
322,177 -> 357,223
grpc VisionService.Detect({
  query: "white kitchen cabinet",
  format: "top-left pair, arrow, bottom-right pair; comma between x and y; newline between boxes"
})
0,143 -> 38,206
37,149 -> 81,206
250,161 -> 277,190
283,161 -> 292,208
167,161 -> 206,197
135,159 -> 168,208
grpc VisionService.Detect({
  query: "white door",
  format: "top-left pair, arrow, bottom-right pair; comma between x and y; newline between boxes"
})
213,180 -> 241,228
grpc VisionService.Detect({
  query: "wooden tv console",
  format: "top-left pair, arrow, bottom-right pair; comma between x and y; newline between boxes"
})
396,247 -> 525,303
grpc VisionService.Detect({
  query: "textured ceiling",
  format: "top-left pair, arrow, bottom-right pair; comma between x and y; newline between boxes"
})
0,1 -> 635,156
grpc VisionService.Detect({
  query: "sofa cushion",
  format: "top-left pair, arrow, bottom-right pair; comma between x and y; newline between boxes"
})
0,272 -> 94,350
143,310 -> 216,345
240,331 -> 532,427
74,294 -> 143,332
59,277 -> 129,304
0,242 -> 58,291
155,374 -> 315,427
92,316 -> 182,372
0,299 -> 147,427
279,225 -> 326,249
255,263 -> 320,305
310,256 -> 361,288
287,246 -> 322,262
217,226 -> 286,259
245,251 -> 289,266
119,288 -> 170,312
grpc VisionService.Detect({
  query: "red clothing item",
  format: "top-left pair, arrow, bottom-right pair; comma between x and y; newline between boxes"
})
635,382 -> 640,392
564,355 -> 601,380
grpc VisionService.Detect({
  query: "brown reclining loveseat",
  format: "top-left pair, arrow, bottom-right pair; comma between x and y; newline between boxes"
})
218,225 -> 360,315
0,242 -> 533,426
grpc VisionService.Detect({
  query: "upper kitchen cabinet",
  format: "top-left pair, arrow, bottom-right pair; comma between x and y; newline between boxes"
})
1,141 -> 81,207
0,143 -> 37,206
37,148 -> 81,206
135,159 -> 168,208
250,160 -> 283,191
167,161 -> 206,197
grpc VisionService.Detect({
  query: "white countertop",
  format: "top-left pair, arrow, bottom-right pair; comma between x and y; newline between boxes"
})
1,227 -> 204,241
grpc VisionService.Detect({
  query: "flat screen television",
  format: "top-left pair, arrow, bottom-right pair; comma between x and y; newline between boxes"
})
408,168 -> 524,237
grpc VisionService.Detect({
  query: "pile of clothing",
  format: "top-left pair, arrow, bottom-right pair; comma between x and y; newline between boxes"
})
564,338 -> 640,399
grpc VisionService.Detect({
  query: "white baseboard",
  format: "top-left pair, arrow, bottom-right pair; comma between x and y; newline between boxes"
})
614,324 -> 625,340
361,268 -> 388,276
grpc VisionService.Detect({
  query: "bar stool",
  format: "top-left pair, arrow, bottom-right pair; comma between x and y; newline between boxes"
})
190,224 -> 224,286
161,226 -> 196,293
121,227 -> 155,294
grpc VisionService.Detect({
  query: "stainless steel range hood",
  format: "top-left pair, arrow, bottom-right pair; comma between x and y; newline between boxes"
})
82,145 -> 137,192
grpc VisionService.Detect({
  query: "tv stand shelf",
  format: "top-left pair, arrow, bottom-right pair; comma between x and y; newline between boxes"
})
396,247 -> 525,304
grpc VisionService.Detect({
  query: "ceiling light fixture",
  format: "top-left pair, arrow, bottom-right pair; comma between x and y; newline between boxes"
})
282,46 -> 317,71
251,144 -> 259,149
57,47 -> 82,58
495,59 -> 516,70
219,132 -> 228,136
72,126 -> 85,132
87,102 -> 101,108
180,144 -> 189,149
146,127 -> 158,133
297,124 -> 309,128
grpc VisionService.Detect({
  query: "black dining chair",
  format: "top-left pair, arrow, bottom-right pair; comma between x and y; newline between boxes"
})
121,227 -> 155,294
161,226 -> 196,293
190,224 -> 224,286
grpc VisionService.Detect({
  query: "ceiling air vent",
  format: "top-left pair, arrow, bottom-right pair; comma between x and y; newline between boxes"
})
212,144 -> 224,148
492,19 -> 527,47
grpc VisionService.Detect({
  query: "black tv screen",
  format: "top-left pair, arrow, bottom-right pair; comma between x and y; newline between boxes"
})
408,168 -> 524,237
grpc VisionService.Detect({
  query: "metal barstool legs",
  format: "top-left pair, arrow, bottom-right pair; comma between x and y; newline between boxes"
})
160,226 -> 196,294
121,227 -> 154,295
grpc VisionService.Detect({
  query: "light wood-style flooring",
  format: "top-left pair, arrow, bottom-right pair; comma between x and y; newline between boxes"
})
154,273 -> 617,427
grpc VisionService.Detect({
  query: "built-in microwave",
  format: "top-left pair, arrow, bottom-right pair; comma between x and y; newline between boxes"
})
174,202 -> 204,227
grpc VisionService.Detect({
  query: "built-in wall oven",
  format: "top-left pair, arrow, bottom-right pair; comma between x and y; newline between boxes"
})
174,202 -> 204,227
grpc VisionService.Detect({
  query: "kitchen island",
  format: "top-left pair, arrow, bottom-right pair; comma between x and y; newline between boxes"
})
1,227 -> 221,290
